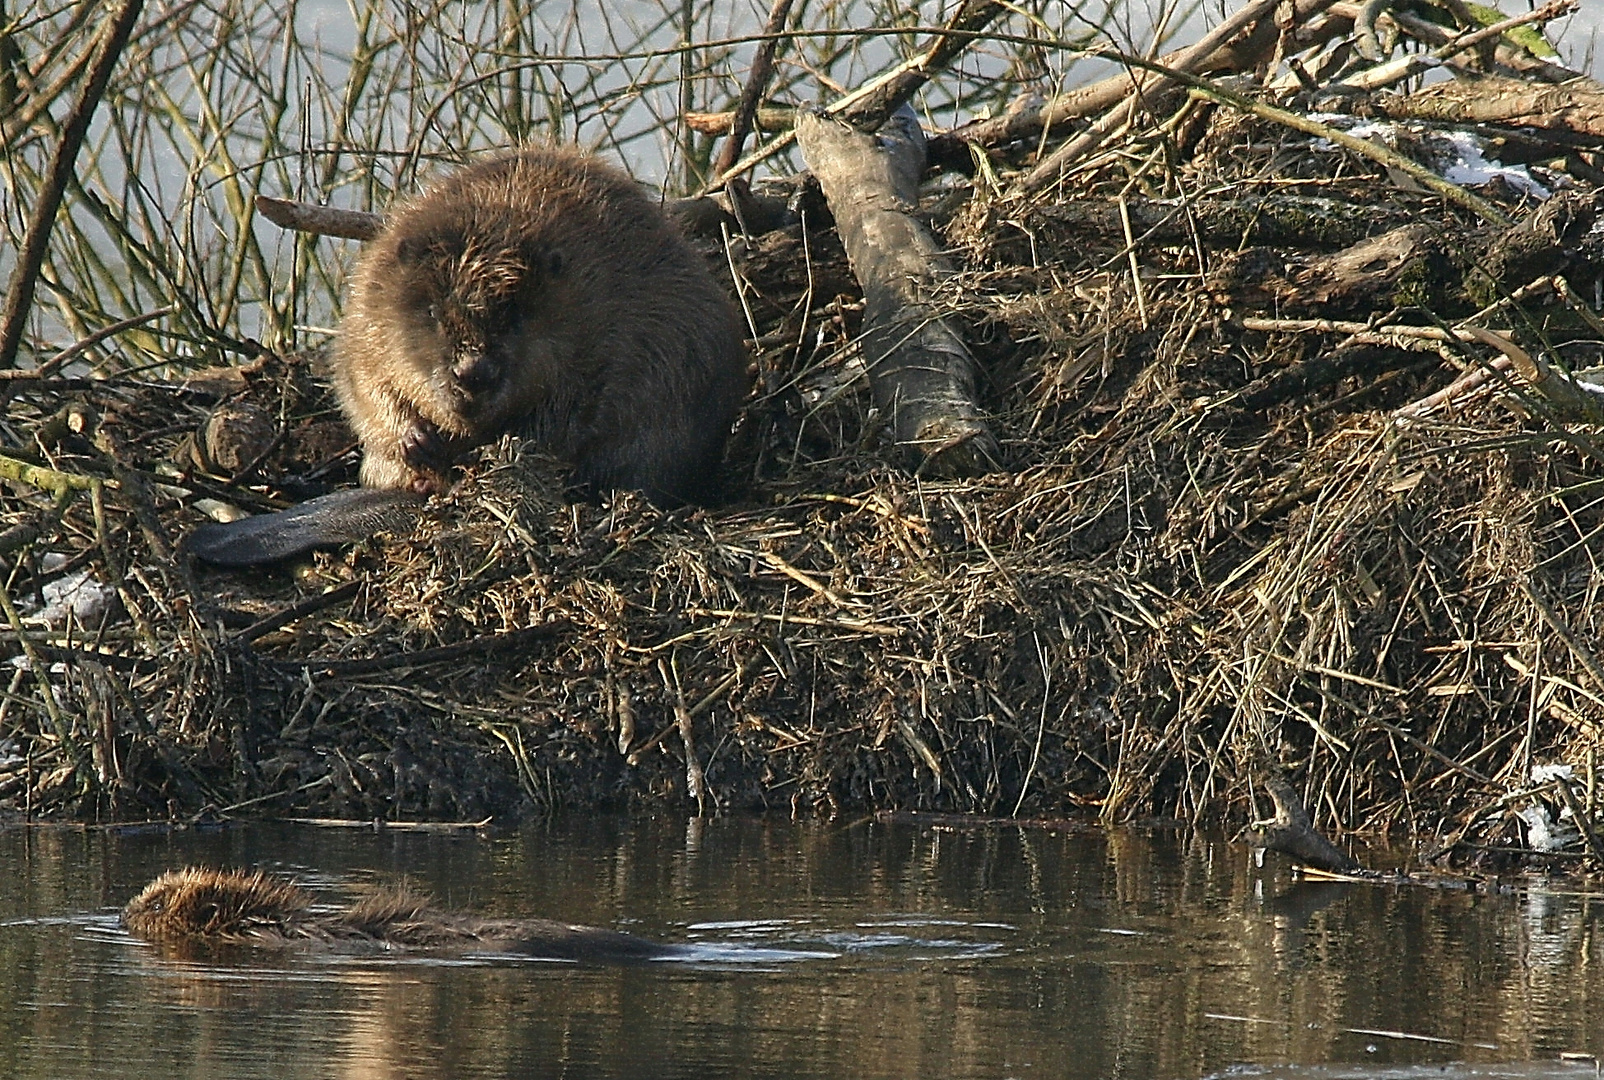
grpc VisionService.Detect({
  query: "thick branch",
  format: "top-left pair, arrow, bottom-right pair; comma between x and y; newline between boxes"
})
797,108 -> 999,477
711,0 -> 1008,185
929,0 -> 1341,168
1377,73 -> 1604,142
835,0 -> 1008,134
1019,0 -> 1288,191
1209,188 -> 1604,318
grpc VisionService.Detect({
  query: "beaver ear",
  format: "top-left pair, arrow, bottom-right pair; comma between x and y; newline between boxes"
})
521,244 -> 562,280
395,236 -> 427,266
396,227 -> 464,267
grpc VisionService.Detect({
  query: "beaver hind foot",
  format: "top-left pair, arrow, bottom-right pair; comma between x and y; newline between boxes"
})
123,867 -> 683,963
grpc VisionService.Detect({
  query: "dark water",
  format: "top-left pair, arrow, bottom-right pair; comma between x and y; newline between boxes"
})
0,817 -> 1600,1080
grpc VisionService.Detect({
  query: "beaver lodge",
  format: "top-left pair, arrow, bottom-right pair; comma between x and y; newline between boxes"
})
1,0 -> 1603,868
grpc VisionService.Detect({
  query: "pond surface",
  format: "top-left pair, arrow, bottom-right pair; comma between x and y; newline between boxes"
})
0,816 -> 1600,1080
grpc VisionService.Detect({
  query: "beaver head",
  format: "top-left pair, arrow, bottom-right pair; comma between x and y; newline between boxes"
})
122,867 -> 312,942
382,213 -> 569,436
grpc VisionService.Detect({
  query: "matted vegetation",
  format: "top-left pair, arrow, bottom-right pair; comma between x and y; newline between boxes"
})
1,0 -> 1603,868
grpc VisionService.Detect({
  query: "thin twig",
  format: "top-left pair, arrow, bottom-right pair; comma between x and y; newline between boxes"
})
1019,0 -> 1282,191
708,0 -> 796,186
0,0 -> 145,370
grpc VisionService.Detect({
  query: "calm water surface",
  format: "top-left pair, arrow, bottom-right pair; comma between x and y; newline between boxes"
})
0,816 -> 1600,1080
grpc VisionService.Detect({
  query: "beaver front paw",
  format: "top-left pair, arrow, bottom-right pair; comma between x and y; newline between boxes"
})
399,420 -> 471,492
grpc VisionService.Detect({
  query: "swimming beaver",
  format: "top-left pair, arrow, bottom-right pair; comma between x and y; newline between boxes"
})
122,867 -> 684,962
333,145 -> 749,505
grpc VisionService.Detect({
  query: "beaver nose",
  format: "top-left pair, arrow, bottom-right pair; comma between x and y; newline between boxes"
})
451,351 -> 498,396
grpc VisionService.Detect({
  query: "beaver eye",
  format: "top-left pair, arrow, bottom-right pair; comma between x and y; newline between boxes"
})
426,303 -> 441,324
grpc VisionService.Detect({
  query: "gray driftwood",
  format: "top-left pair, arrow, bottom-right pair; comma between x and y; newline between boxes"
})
796,107 -> 999,477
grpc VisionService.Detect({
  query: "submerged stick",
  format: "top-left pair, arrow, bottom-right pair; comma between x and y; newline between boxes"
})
0,0 -> 144,370
797,107 -> 999,477
1252,776 -> 1360,873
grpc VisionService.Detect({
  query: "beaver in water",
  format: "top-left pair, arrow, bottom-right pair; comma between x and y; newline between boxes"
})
332,145 -> 749,506
122,867 -> 685,962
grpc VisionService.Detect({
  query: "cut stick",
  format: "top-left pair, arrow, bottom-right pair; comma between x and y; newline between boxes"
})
254,195 -> 380,239
254,190 -> 796,242
797,107 -> 999,477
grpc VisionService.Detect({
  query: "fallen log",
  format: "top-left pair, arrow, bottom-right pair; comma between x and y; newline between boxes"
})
1376,72 -> 1604,144
1207,187 -> 1604,317
796,107 -> 999,477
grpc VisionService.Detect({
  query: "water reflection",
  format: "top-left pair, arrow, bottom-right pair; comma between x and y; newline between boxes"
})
0,818 -> 1600,1079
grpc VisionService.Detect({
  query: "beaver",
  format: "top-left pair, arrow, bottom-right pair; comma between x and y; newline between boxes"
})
122,867 -> 685,962
332,145 -> 749,506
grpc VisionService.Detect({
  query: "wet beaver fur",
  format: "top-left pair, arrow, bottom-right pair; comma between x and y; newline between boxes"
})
122,867 -> 683,962
333,145 -> 749,505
